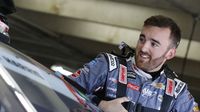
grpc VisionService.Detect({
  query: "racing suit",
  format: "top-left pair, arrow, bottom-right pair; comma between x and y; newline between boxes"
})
69,53 -> 199,112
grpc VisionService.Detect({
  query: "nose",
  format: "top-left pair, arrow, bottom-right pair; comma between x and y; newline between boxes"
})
140,42 -> 149,53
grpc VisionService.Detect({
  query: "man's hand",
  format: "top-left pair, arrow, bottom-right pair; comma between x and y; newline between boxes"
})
98,97 -> 129,112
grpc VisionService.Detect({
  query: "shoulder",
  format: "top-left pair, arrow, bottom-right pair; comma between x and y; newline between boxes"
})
173,78 -> 186,98
171,77 -> 198,111
163,66 -> 186,98
98,53 -> 118,72
86,53 -> 118,72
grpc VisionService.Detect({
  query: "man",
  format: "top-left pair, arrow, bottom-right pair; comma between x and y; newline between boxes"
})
0,0 -> 16,44
68,15 -> 199,112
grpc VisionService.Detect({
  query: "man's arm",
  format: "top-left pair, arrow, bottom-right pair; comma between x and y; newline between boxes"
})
68,53 -> 109,94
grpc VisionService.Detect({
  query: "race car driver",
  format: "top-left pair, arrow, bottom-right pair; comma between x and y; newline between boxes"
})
68,15 -> 199,112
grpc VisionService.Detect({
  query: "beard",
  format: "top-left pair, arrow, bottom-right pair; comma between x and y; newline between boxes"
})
135,50 -> 167,72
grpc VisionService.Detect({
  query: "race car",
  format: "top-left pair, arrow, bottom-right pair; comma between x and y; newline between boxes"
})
0,42 -> 102,112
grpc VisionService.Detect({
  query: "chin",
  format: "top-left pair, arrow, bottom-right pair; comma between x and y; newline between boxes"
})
136,61 -> 151,71
136,62 -> 146,69
139,66 -> 149,71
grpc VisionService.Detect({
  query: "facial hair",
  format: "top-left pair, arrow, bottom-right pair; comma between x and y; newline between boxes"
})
135,50 -> 168,72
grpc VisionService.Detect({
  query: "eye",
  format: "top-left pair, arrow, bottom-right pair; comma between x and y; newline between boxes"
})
151,42 -> 159,47
139,36 -> 145,43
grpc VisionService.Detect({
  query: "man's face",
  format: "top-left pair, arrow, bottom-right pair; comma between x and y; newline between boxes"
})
135,26 -> 175,72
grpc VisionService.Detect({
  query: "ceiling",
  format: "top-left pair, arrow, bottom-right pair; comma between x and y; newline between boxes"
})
109,0 -> 200,16
10,0 -> 200,75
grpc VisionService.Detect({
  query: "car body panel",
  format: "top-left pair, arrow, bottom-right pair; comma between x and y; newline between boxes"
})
0,42 -> 101,112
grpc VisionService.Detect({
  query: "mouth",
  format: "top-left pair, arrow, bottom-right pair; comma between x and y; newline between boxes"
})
140,53 -> 149,58
139,52 -> 150,60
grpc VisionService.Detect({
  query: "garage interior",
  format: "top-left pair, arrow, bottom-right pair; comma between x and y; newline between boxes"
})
7,0 -> 200,104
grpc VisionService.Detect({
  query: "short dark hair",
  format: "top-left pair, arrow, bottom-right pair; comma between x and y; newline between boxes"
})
144,15 -> 181,48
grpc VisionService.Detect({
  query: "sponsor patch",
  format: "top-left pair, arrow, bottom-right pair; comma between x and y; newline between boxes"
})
166,78 -> 175,96
193,103 -> 199,112
127,83 -> 139,91
71,70 -> 81,78
106,53 -> 117,71
127,72 -> 136,79
107,87 -> 117,92
118,64 -> 127,84
142,88 -> 157,97
108,77 -> 117,83
174,78 -> 185,98
81,66 -> 89,74
152,82 -> 165,90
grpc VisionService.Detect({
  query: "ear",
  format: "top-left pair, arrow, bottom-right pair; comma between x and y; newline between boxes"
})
165,48 -> 176,60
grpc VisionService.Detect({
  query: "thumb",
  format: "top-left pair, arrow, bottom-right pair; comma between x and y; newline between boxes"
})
116,97 -> 129,103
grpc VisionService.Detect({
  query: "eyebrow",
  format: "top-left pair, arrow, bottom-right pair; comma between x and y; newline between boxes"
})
140,34 -> 161,45
140,34 -> 145,38
151,38 -> 161,45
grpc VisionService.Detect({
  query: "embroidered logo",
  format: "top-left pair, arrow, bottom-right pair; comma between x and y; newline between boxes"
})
108,77 -> 117,83
118,64 -> 127,84
127,83 -> 139,91
127,72 -> 136,79
142,88 -> 157,97
107,53 -> 117,71
174,78 -> 185,98
151,82 -> 165,90
193,103 -> 199,112
166,78 -> 175,96
107,87 -> 117,92
71,70 -> 81,78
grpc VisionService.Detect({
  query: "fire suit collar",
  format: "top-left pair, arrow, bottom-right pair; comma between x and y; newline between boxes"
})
131,57 -> 152,80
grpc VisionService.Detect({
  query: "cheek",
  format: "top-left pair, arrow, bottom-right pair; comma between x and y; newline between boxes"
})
135,44 -> 141,53
136,42 -> 140,49
151,49 -> 166,59
136,42 -> 144,51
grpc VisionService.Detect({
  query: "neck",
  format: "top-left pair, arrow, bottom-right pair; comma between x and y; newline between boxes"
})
147,60 -> 165,72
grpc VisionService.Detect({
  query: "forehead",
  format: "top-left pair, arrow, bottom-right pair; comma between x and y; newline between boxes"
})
141,26 -> 171,44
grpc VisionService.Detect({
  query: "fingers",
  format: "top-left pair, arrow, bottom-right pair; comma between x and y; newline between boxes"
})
116,97 -> 129,103
98,99 -> 129,112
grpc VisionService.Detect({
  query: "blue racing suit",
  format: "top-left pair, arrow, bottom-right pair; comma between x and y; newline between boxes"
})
69,53 -> 199,112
